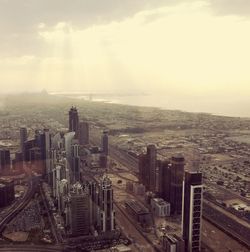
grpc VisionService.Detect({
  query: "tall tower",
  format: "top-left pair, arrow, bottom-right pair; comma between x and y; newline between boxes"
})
20,127 -> 28,156
43,129 -> 51,176
182,171 -> 203,252
78,121 -> 89,145
0,149 -> 11,173
158,159 -> 171,200
101,130 -> 109,156
71,144 -> 80,183
99,175 -> 115,232
138,144 -> 157,192
170,154 -> 185,214
69,107 -> 79,134
68,182 -> 90,236
147,144 -> 156,192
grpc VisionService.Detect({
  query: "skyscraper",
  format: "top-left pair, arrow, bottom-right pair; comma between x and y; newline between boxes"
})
68,182 -> 90,236
170,154 -> 185,214
0,149 -> 11,173
98,175 -> 115,232
101,130 -> 109,156
182,171 -> 203,252
78,121 -> 89,145
40,129 -> 51,176
138,144 -> 157,192
69,106 -> 79,134
158,159 -> 171,201
20,127 -> 28,155
147,144 -> 156,192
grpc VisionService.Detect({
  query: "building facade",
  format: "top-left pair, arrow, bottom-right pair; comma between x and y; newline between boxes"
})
182,171 -> 203,252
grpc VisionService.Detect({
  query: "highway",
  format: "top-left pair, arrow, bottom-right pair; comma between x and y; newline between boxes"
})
0,177 -> 36,235
203,200 -> 250,249
0,245 -> 63,252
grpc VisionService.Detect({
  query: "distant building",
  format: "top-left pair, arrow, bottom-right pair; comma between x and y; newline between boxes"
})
40,129 -> 52,176
69,107 -> 79,135
101,130 -> 109,156
72,157 -> 80,183
133,183 -> 146,196
138,153 -> 147,185
162,234 -> 185,252
78,121 -> 89,145
64,132 -> 75,164
68,182 -> 90,236
12,152 -> 23,172
0,149 -> 11,173
147,144 -> 157,192
169,155 -> 185,214
20,127 -> 28,155
0,179 -> 15,207
182,171 -> 203,252
151,198 -> 170,217
98,175 -> 115,232
99,154 -> 108,168
24,139 -> 36,161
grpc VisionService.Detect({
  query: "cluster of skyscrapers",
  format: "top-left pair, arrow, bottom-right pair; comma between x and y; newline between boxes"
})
139,144 -> 203,251
41,107 -> 115,237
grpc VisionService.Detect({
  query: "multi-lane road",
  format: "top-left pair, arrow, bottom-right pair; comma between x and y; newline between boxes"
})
0,245 -> 63,252
0,177 -> 36,235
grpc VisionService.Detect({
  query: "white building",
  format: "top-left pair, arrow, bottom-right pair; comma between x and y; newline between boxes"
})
151,198 -> 170,217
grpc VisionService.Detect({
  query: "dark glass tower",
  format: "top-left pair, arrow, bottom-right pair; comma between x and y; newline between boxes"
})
147,144 -> 156,192
78,121 -> 89,145
170,154 -> 185,214
0,149 -> 11,173
69,107 -> 79,134
101,130 -> 109,156
182,171 -> 203,252
20,127 -> 28,155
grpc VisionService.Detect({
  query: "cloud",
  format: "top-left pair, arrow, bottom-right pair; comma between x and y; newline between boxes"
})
208,0 -> 250,17
0,0 -> 176,57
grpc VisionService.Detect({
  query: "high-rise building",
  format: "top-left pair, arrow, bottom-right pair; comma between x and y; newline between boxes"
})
101,130 -> 109,156
12,152 -> 23,172
24,139 -> 36,162
182,171 -> 203,252
147,144 -> 156,192
158,160 -> 171,201
78,121 -> 89,145
88,181 -> 98,227
20,127 -> 28,155
138,144 -> 157,192
64,132 -> 75,164
98,175 -> 115,232
69,107 -> 79,134
72,157 -> 80,183
0,179 -> 15,207
0,149 -> 11,173
40,129 -> 51,175
169,155 -> 185,214
68,182 -> 90,236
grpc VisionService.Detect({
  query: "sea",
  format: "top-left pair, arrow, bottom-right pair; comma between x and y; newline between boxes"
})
50,92 -> 250,118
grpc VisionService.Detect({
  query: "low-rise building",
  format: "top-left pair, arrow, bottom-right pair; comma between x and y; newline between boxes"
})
125,199 -> 152,227
151,198 -> 170,217
162,234 -> 185,252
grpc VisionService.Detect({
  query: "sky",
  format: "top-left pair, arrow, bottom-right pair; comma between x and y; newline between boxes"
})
0,0 -> 250,115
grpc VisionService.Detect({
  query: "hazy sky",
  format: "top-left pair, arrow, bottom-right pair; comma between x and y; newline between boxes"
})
0,0 -> 250,102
